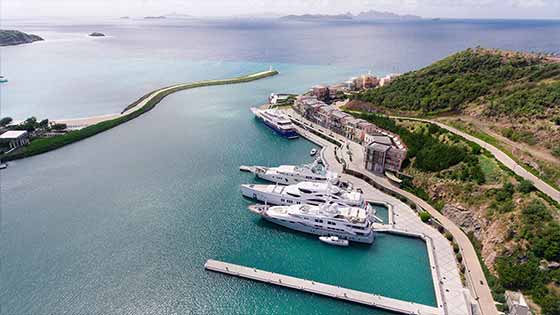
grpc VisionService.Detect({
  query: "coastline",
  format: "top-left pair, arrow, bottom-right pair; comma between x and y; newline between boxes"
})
2,69 -> 278,162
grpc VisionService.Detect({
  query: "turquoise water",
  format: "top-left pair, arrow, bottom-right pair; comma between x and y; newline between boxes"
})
1,71 -> 435,314
5,17 -> 557,314
371,203 -> 390,223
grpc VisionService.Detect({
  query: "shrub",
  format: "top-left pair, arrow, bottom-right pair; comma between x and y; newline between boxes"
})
444,232 -> 453,241
453,243 -> 460,253
419,211 -> 431,223
456,253 -> 463,262
517,180 -> 535,193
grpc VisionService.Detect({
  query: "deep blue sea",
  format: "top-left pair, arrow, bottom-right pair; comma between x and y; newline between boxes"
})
1,18 -> 559,315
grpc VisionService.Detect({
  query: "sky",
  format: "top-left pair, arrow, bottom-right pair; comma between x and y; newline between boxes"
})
3,0 -> 560,19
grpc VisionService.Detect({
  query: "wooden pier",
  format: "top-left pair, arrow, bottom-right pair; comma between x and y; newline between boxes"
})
205,259 -> 442,315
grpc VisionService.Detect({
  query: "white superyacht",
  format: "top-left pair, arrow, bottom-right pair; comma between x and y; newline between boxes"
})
240,181 -> 365,208
249,203 -> 375,244
248,159 -> 339,185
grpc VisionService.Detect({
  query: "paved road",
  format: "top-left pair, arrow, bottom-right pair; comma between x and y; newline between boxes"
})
392,116 -> 560,204
287,109 -> 498,315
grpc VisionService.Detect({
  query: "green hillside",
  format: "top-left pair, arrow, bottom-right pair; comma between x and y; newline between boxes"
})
354,48 -> 560,117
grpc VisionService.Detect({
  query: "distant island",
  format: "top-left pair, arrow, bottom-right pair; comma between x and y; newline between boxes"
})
89,32 -> 105,37
0,30 -> 43,46
280,10 -> 422,22
143,16 -> 166,19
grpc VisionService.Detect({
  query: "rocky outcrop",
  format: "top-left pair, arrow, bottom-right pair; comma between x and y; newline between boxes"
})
0,30 -> 43,46
441,204 -> 483,237
89,32 -> 105,37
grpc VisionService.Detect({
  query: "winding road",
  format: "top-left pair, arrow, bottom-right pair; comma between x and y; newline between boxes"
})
392,116 -> 560,204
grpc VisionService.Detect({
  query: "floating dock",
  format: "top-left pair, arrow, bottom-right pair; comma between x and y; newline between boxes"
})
205,259 -> 442,315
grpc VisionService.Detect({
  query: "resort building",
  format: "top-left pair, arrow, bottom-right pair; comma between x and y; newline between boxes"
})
327,83 -> 347,99
353,74 -> 379,89
379,73 -> 400,87
311,85 -> 329,101
364,135 -> 407,173
505,291 -> 530,315
294,95 -> 407,173
0,130 -> 30,150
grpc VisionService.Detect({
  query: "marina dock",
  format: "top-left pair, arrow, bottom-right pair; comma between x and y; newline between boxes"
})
205,259 -> 442,315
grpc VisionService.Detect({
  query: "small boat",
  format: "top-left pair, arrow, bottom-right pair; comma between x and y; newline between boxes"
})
319,236 -> 349,247
0,163 -> 7,170
0,76 -> 7,83
310,148 -> 317,156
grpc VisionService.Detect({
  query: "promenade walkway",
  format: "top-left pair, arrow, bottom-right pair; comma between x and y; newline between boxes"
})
392,116 -> 560,204
287,109 -> 494,315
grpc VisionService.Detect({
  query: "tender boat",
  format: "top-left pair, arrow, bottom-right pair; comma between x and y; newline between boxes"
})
241,181 -> 367,208
246,159 -> 339,185
251,107 -> 299,139
310,148 -> 317,156
319,236 -> 349,247
0,163 -> 7,169
248,203 -> 375,244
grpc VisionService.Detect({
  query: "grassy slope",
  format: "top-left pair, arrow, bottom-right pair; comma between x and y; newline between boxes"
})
2,70 -> 278,161
354,47 -> 560,116
351,47 -> 560,190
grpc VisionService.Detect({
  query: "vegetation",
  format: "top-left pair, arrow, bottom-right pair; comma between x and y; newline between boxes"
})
347,111 -> 479,173
419,211 -> 431,222
345,109 -> 560,313
0,116 -> 12,126
493,199 -> 560,315
353,48 -> 560,117
1,70 -> 279,161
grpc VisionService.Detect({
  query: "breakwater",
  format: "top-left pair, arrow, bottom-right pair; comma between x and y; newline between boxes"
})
2,70 -> 278,161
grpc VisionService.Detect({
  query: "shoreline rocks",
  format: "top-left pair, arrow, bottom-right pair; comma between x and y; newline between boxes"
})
0,30 -> 43,46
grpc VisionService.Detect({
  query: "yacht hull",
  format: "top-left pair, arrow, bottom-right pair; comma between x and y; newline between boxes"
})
263,216 -> 375,244
258,116 -> 299,139
240,184 -> 363,207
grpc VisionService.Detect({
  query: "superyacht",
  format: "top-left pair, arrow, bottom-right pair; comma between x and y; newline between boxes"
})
240,181 -> 365,208
249,203 -> 375,244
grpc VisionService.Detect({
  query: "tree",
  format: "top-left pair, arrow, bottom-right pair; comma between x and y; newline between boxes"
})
517,180 -> 535,194
39,119 -> 49,129
419,211 -> 431,223
0,116 -> 12,126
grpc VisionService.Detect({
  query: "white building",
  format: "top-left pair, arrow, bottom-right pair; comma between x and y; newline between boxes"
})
0,130 -> 30,149
506,291 -> 530,315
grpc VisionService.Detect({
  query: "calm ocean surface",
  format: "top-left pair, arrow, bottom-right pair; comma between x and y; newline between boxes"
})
1,18 -> 559,315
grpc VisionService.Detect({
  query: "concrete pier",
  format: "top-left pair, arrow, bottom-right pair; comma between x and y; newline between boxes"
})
205,259 -> 442,315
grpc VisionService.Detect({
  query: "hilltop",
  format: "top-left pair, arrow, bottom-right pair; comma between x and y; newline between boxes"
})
352,48 -> 559,117
0,30 -> 43,46
350,48 -> 560,189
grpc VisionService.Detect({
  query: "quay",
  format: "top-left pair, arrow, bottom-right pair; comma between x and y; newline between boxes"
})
283,108 -> 484,315
205,259 -> 442,315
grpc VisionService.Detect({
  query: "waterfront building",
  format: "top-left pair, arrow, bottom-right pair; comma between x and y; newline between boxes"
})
311,85 -> 329,101
0,130 -> 30,150
353,74 -> 379,89
327,83 -> 347,99
379,73 -> 400,87
344,80 -> 355,91
505,291 -> 530,315
364,135 -> 407,173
